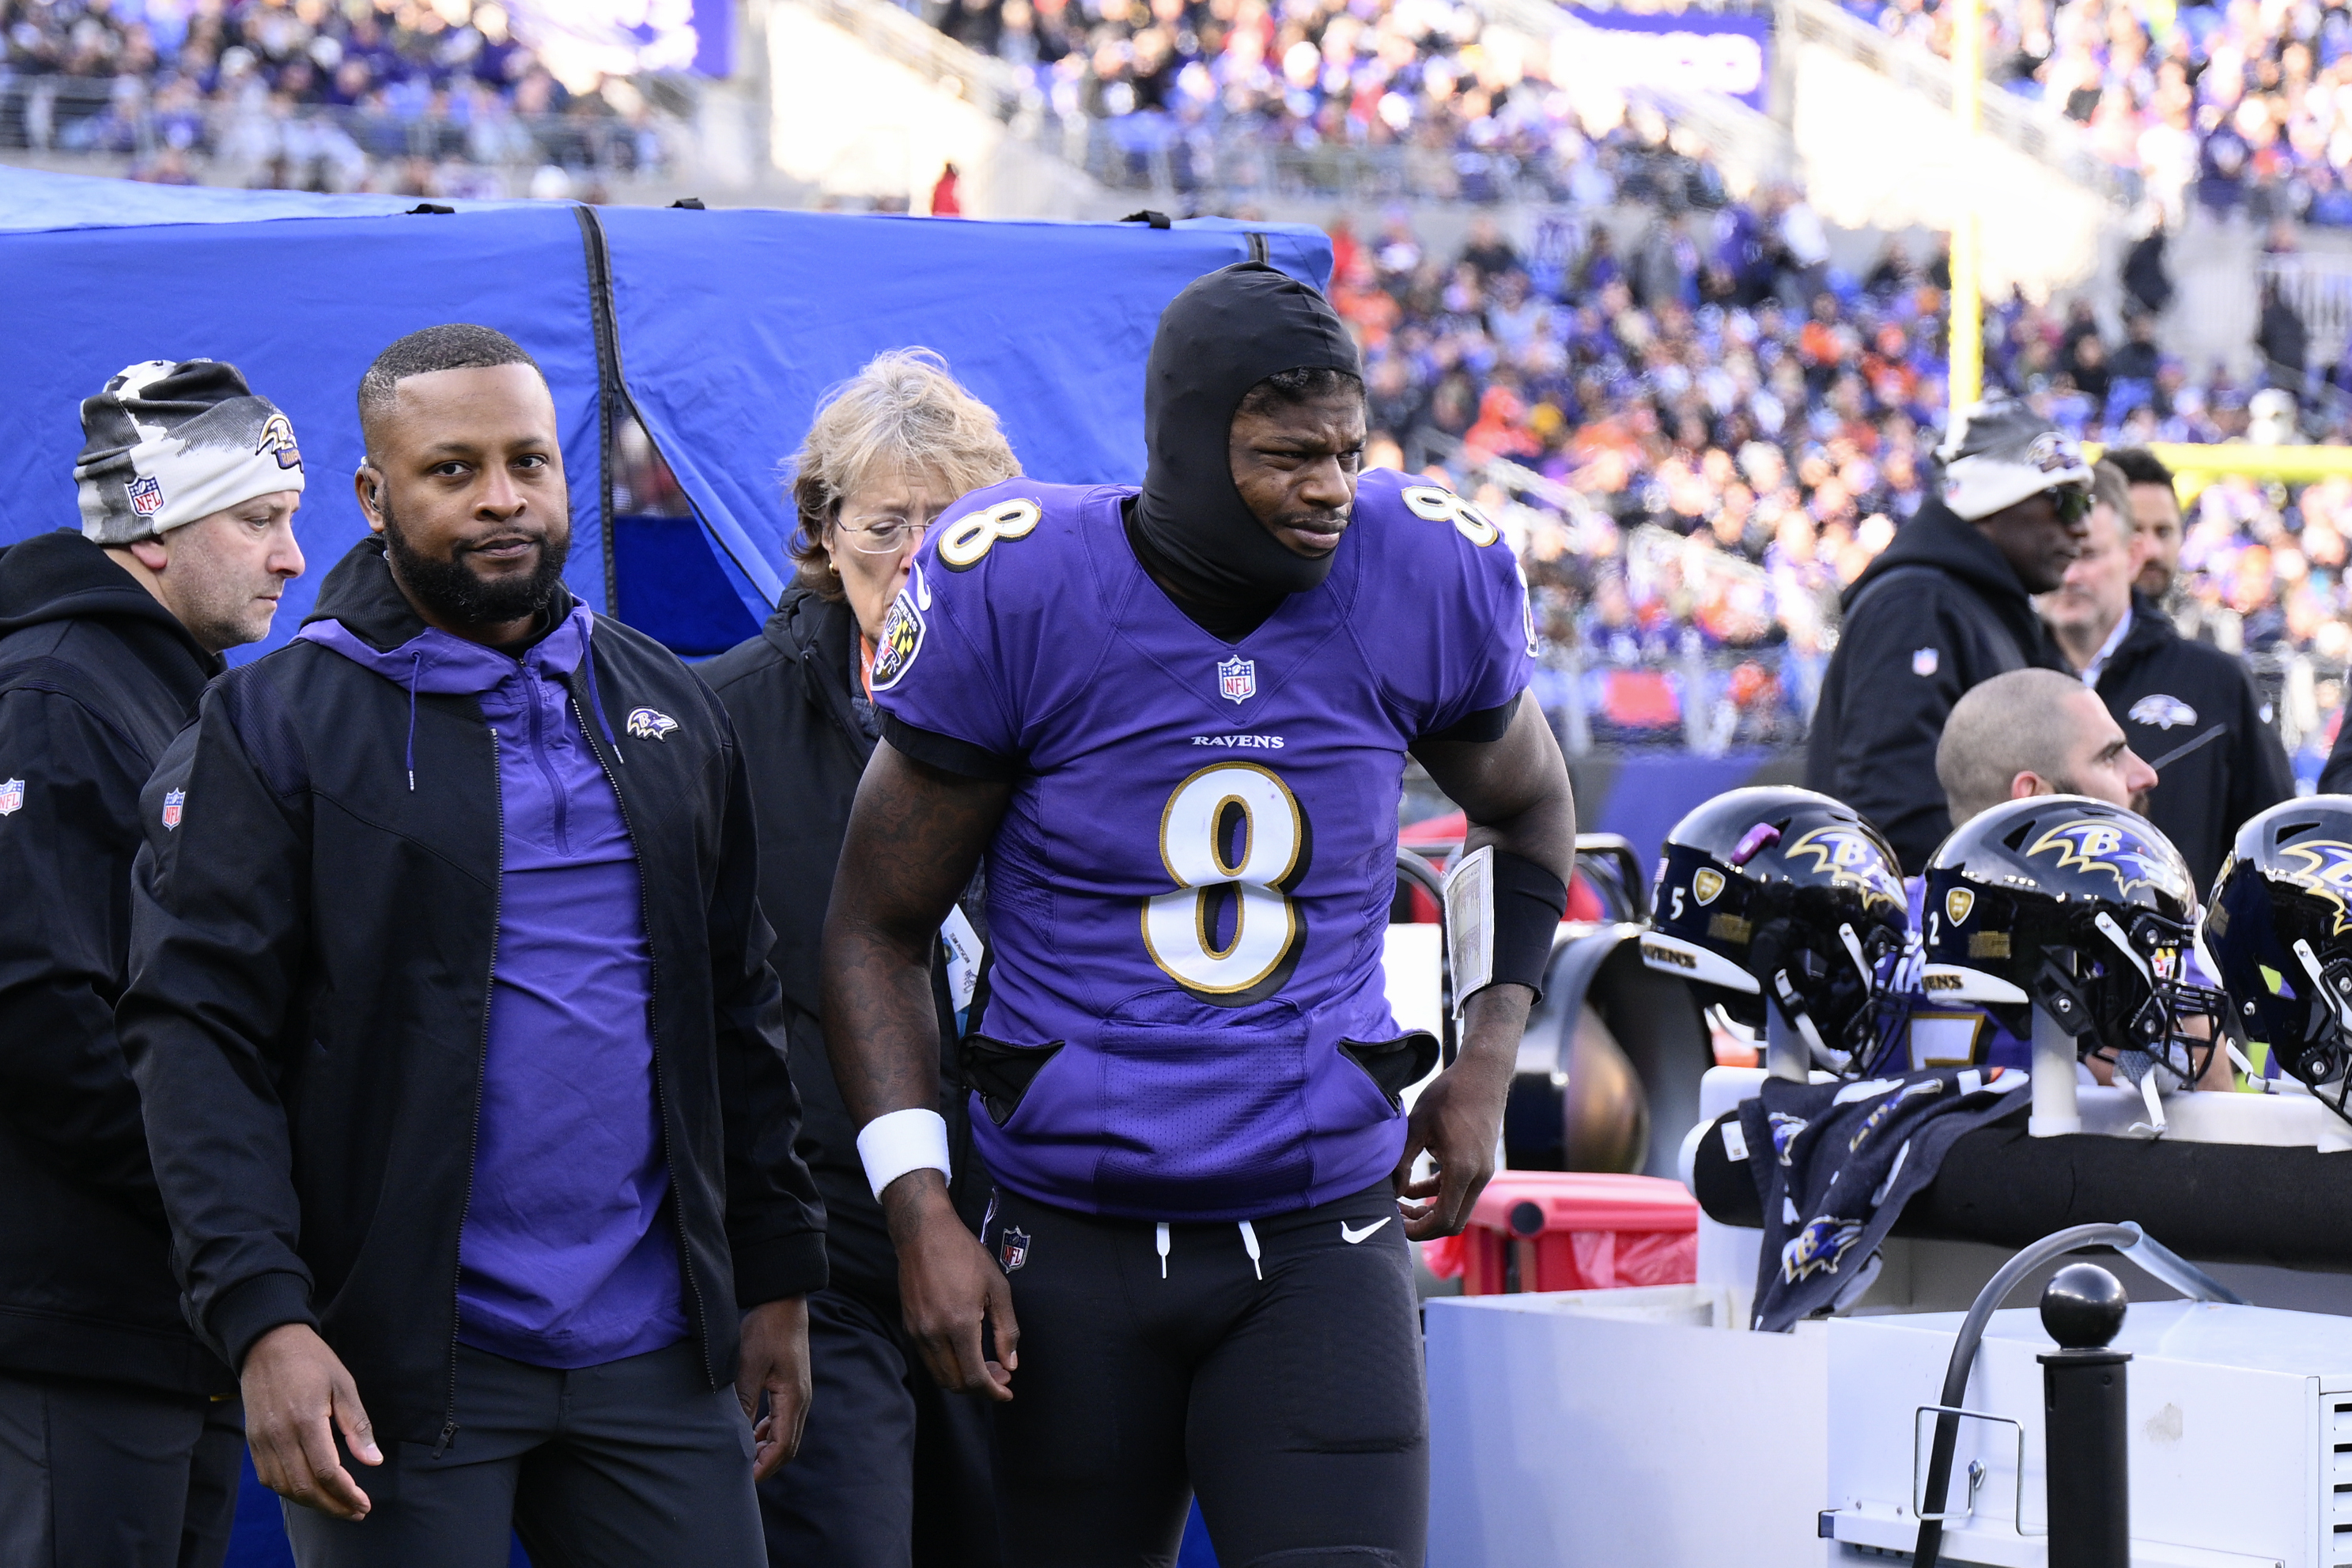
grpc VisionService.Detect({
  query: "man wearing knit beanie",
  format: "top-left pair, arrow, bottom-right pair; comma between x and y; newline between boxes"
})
0,357 -> 304,1568
1806,396 -> 2093,871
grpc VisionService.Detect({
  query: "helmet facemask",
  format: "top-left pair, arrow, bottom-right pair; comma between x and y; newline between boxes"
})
2032,905 -> 2223,1096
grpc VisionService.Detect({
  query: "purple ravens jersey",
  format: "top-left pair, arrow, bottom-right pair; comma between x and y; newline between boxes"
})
870,469 -> 1533,1221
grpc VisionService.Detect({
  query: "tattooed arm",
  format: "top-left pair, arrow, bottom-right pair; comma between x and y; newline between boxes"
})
821,740 -> 1015,1397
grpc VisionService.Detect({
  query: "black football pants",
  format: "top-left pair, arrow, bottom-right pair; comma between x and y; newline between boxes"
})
0,1370 -> 241,1568
981,1181 -> 1427,1568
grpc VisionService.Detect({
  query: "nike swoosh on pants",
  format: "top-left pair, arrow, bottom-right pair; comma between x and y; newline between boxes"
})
1340,1217 -> 1393,1245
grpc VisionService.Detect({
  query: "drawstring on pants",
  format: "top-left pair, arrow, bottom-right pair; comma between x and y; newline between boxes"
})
1151,1220 -> 1267,1283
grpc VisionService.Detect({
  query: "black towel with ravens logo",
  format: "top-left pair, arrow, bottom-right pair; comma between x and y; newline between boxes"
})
1736,1066 -> 2029,1332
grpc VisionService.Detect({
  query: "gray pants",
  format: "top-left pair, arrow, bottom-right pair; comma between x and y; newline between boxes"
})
282,1338 -> 763,1568
0,1370 -> 242,1568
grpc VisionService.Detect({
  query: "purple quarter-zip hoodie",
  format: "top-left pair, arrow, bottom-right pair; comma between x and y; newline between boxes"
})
297,605 -> 687,1370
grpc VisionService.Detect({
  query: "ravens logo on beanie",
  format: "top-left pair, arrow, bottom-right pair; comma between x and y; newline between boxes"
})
1934,397 -> 2092,523
74,359 -> 305,546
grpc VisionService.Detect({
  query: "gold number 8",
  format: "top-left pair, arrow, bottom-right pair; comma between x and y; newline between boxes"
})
1400,485 -> 1500,547
936,498 -> 1042,570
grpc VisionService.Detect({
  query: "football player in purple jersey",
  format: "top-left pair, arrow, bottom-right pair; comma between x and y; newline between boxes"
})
822,263 -> 1576,1564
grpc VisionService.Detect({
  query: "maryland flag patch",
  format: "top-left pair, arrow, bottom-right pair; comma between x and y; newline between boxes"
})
870,584 -> 925,692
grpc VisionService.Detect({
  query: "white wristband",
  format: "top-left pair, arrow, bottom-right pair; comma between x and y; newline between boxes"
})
856,1108 -> 952,1201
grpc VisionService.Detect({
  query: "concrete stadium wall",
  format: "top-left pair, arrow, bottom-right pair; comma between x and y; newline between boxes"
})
763,2 -> 1122,219
1786,40 -> 2122,305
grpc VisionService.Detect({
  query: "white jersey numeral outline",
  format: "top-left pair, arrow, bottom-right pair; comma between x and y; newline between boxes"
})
1141,761 -> 1309,999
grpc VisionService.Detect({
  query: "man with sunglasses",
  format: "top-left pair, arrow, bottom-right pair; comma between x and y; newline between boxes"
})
1807,398 -> 2093,872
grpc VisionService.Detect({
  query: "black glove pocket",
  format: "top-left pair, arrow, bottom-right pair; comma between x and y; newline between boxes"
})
961,1033 -> 1065,1127
1339,1030 -> 1440,1111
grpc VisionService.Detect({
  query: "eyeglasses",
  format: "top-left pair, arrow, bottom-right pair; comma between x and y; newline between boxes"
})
2049,486 -> 2093,526
834,510 -> 937,555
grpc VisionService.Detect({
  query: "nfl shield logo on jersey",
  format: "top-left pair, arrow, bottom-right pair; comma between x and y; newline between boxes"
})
161,788 -> 184,829
999,1226 -> 1031,1272
1217,655 -> 1256,704
0,778 -> 21,816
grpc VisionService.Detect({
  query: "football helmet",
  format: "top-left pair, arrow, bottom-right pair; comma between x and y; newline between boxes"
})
2202,797 -> 2352,1123
1641,786 -> 1908,1071
1923,795 -> 2218,1088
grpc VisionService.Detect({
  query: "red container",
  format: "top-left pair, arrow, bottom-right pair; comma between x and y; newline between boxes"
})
1424,1171 -> 1699,1296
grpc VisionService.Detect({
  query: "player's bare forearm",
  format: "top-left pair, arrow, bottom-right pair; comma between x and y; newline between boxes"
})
822,742 -> 1023,1400
820,740 -> 1012,1129
1412,691 -> 1575,882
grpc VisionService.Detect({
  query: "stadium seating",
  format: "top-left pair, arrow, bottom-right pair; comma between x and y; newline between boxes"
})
1840,0 -> 2352,227
0,0 -> 673,198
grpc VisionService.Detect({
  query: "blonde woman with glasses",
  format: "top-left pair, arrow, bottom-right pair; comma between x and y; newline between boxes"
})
701,348 -> 1016,1568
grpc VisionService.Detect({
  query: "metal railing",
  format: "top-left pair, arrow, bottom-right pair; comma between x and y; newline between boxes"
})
2261,251 -> 2352,376
1776,0 -> 2138,206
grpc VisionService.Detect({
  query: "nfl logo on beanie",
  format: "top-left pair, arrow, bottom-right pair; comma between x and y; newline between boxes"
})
74,359 -> 305,546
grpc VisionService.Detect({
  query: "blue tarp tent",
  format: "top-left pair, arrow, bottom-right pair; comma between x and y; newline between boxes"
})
0,165 -> 1332,656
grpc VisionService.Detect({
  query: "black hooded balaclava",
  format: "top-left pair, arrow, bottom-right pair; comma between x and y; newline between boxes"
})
1129,262 -> 1363,611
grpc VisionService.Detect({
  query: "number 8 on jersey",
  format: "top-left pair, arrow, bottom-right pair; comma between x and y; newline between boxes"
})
1142,761 -> 1310,1004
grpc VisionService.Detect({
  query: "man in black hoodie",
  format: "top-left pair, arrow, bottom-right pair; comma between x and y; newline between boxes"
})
0,359 -> 307,1568
1806,399 -> 2093,871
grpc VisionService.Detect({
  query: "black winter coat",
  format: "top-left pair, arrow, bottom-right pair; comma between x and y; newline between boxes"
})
2097,598 -> 2292,897
698,588 -> 984,1304
1806,500 -> 2071,871
0,531 -> 230,1398
119,539 -> 826,1445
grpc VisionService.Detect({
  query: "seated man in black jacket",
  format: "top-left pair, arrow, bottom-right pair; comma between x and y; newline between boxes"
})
1806,398 -> 2093,871
119,326 -> 826,1566
701,348 -> 1018,1568
0,361 -> 307,1568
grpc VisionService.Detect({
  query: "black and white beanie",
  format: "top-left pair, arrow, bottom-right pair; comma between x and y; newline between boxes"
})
1934,397 -> 2092,522
74,359 -> 305,545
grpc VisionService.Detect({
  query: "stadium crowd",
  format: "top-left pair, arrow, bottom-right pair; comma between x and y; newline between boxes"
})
1327,198 -> 2352,763
0,0 -> 671,197
1854,0 -> 2352,225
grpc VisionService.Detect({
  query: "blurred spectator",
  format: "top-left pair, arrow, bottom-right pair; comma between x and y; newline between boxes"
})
931,161 -> 963,214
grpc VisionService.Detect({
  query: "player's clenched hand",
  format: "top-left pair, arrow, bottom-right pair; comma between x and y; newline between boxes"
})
883,1169 -> 1018,1400
1393,984 -> 1530,1240
240,1322 -> 380,1520
737,1296 -> 812,1479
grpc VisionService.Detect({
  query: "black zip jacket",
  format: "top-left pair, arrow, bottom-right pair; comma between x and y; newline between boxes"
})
0,531 -> 230,1398
698,588 -> 984,1305
118,538 -> 826,1444
2096,596 -> 2292,897
1806,499 -> 2071,871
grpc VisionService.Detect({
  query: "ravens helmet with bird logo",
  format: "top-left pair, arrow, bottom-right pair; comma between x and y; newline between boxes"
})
2203,796 -> 2352,1125
1924,795 -> 2219,1091
1641,786 -> 1909,1074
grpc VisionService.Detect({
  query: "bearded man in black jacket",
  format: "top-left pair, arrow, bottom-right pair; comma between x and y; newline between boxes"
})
700,348 -> 1015,1568
0,360 -> 306,1568
119,327 -> 826,1566
1806,399 -> 2093,871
